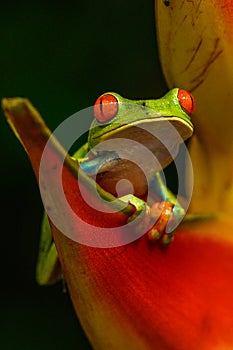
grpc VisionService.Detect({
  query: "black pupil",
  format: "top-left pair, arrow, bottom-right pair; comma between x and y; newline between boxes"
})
190,95 -> 194,109
164,0 -> 170,6
99,98 -> 103,113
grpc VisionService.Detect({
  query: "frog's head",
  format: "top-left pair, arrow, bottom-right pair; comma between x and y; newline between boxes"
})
88,88 -> 195,169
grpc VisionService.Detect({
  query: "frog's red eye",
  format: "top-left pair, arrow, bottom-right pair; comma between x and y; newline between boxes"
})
94,94 -> 118,123
178,89 -> 196,115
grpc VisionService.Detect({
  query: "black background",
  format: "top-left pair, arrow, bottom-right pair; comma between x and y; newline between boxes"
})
0,1 -> 167,349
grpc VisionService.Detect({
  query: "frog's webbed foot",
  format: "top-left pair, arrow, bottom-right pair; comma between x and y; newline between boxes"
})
119,195 -> 185,245
147,201 -> 174,244
119,194 -> 151,229
148,201 -> 185,245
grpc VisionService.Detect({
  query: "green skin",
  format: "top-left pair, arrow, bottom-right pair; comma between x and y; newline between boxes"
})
36,88 -> 194,285
77,88 -> 193,198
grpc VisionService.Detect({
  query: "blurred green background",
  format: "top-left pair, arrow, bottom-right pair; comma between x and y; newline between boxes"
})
0,0 -> 167,349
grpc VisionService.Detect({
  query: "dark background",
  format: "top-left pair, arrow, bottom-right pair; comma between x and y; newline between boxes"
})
0,1 -> 167,349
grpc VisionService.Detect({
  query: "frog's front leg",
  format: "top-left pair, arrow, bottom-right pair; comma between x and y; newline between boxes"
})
119,194 -> 173,244
148,201 -> 175,244
120,194 -> 151,224
73,145 -> 120,177
148,172 -> 185,244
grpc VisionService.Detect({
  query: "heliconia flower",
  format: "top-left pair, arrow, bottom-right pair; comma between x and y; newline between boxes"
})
2,97 -> 233,350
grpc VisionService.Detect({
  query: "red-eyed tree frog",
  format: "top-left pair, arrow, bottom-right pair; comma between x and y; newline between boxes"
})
37,88 -> 195,285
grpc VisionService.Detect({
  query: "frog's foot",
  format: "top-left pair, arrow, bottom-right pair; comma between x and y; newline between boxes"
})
147,201 -> 176,245
119,196 -> 185,245
120,194 -> 151,229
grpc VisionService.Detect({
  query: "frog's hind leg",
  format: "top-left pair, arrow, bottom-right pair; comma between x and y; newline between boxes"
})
36,213 -> 62,285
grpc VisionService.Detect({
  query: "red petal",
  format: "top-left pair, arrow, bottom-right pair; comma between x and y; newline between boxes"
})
2,98 -> 233,349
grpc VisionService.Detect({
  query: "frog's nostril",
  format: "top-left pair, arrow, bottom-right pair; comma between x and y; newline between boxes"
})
94,94 -> 118,123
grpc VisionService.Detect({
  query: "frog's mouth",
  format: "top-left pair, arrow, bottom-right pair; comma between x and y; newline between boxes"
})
91,117 -> 193,170
100,117 -> 193,139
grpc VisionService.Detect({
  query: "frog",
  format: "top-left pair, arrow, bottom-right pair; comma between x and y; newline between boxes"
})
36,88 -> 195,285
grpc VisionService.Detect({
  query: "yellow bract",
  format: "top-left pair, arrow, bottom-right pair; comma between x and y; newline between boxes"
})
155,1 -> 233,215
